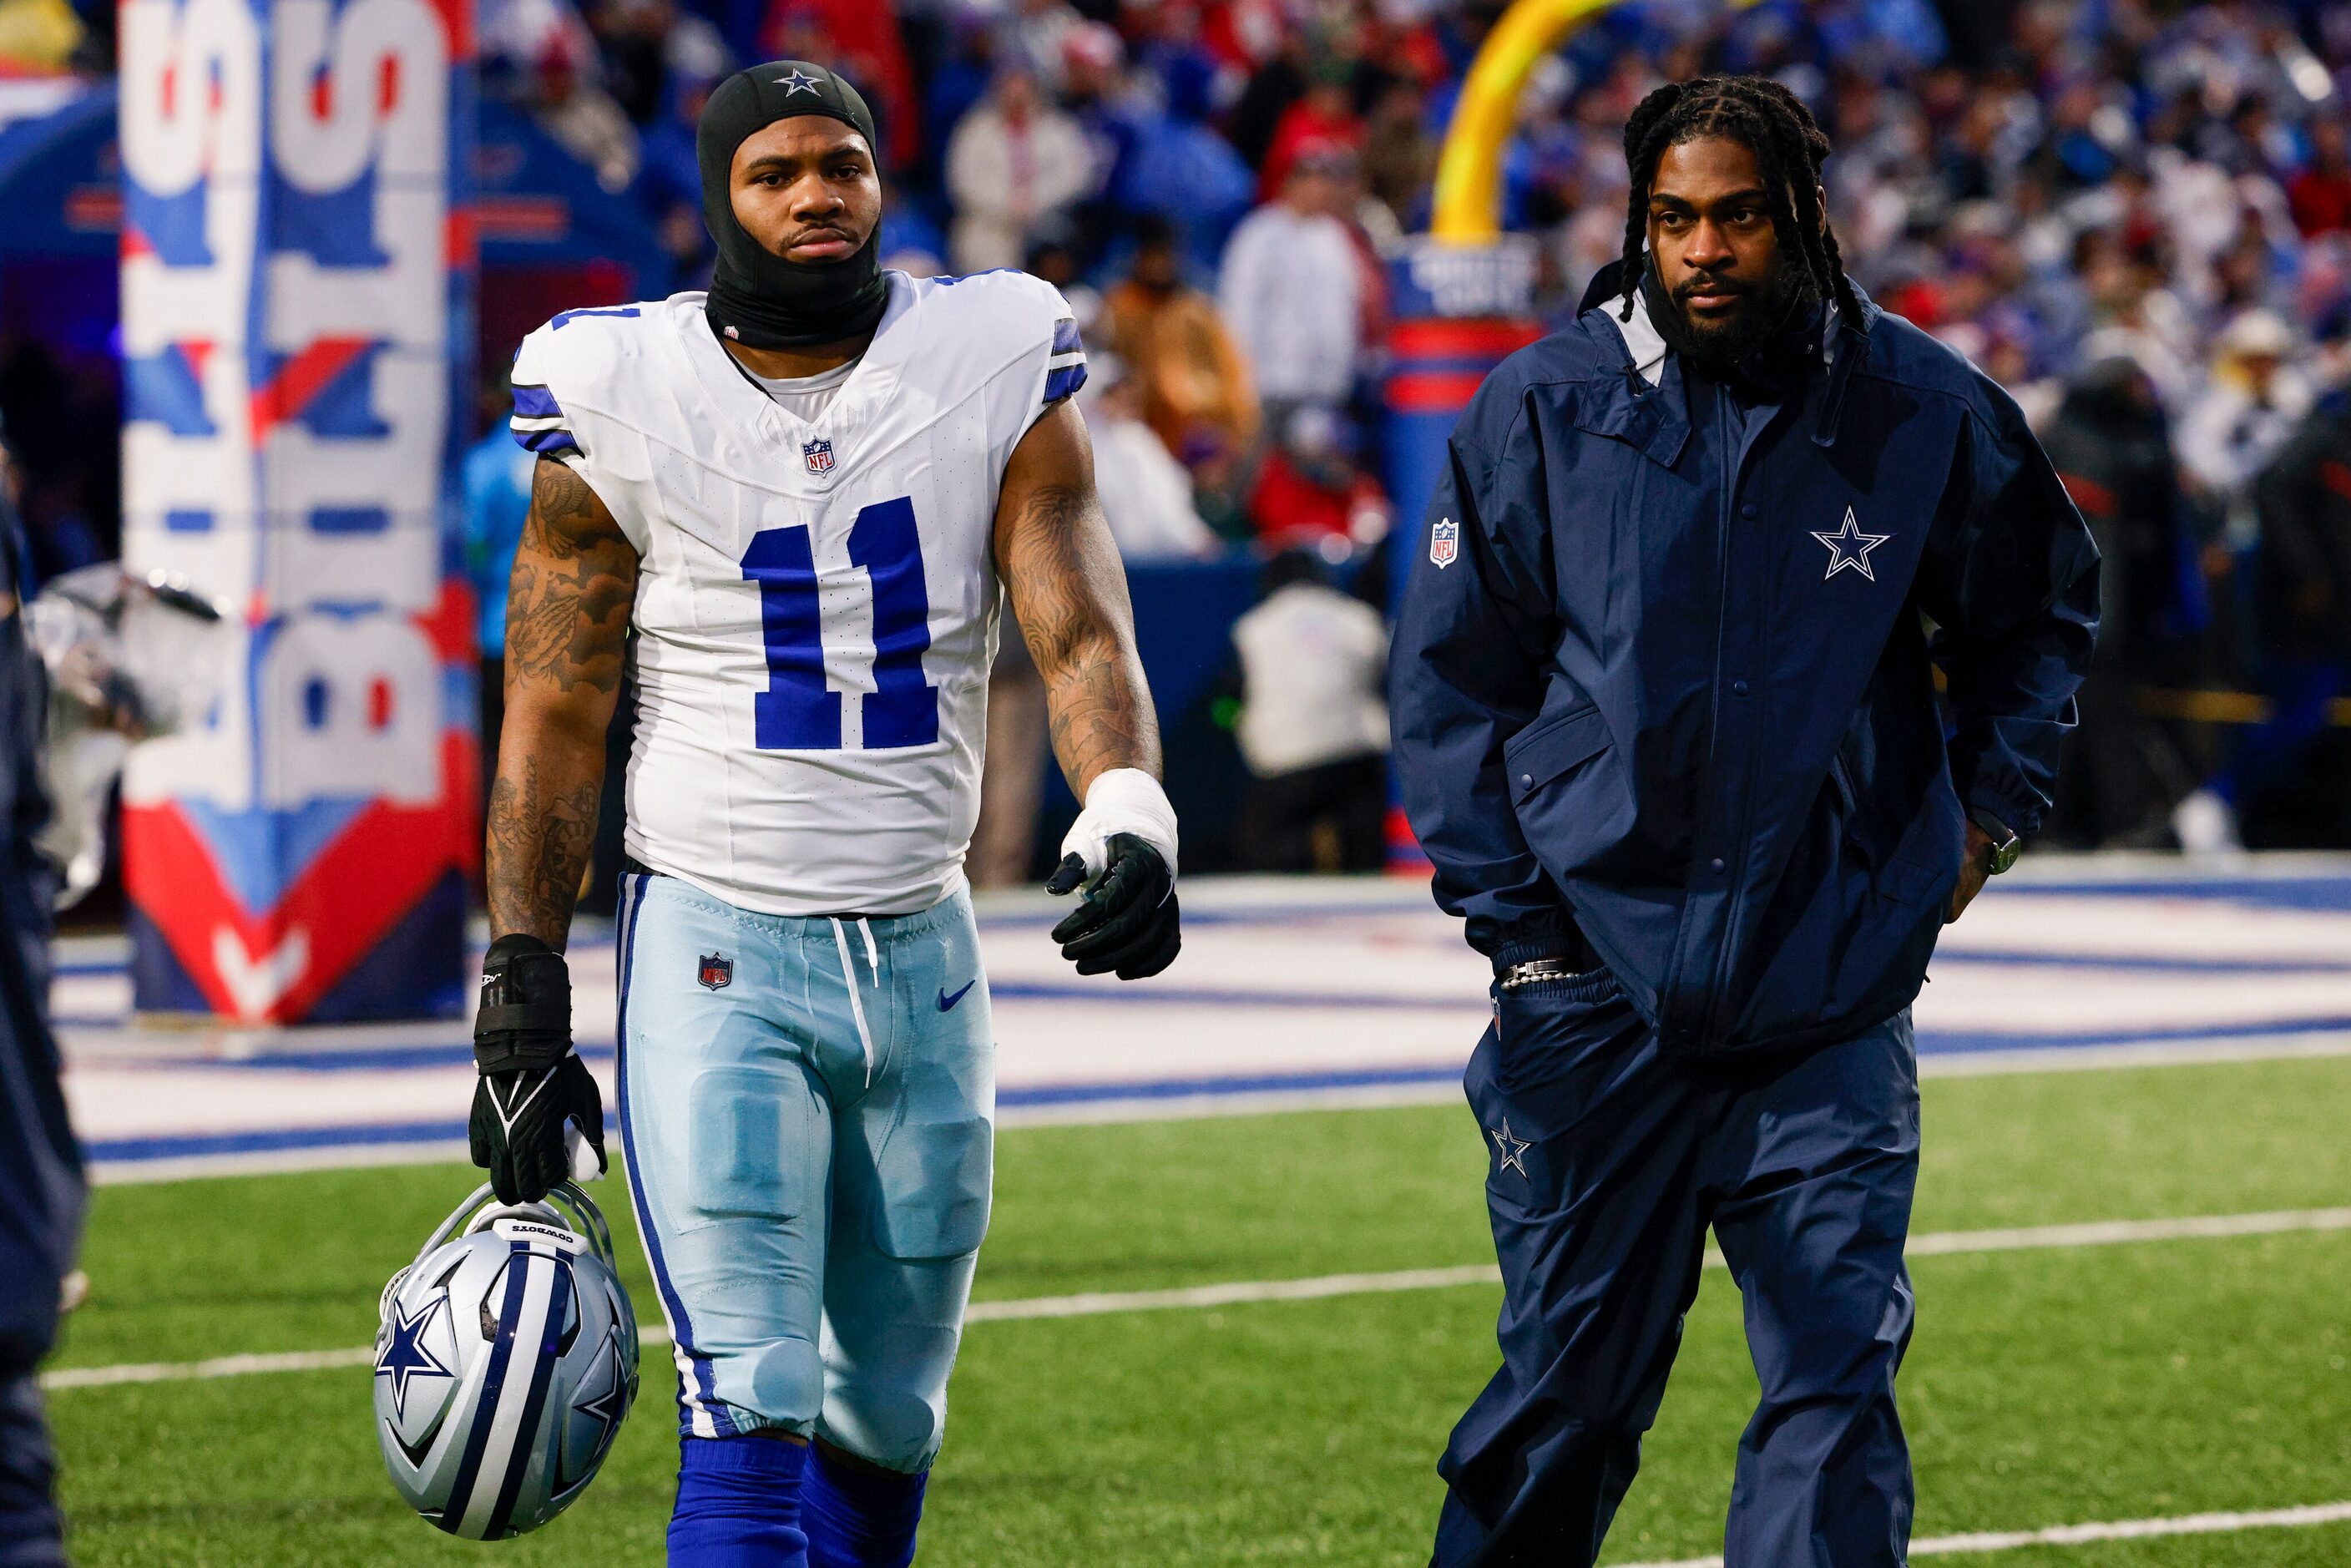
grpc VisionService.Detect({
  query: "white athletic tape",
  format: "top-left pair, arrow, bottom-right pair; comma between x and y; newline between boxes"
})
42,1205 -> 2351,1393
1615,1500 -> 2351,1567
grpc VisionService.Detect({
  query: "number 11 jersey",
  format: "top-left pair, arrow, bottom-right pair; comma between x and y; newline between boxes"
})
507,271 -> 1087,916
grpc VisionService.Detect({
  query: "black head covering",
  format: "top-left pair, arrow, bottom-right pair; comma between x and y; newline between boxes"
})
698,61 -> 887,350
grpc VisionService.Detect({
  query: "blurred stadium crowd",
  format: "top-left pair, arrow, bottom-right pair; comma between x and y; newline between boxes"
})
4,0 -> 2351,866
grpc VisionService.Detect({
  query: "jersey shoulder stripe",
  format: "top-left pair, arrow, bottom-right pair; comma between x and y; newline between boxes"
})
507,300 -> 675,458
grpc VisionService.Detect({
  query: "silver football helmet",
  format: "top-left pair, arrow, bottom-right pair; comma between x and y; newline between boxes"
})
372,1181 -> 640,1539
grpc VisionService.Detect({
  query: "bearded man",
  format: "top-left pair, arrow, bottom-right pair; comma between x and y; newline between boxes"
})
1390,77 -> 2099,1567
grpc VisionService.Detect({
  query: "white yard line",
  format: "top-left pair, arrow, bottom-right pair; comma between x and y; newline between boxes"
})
43,1206 -> 2351,1392
1614,1499 -> 2351,1567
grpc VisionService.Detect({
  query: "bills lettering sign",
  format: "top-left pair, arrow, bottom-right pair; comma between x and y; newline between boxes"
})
119,0 -> 477,1023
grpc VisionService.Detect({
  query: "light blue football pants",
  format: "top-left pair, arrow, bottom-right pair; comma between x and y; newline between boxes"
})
614,873 -> 994,1472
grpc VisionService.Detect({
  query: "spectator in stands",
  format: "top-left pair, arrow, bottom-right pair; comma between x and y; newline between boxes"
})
762,0 -> 917,169
1080,355 -> 1221,562
1362,76 -> 1435,230
2178,309 -> 2314,524
1247,404 -> 1388,553
1112,52 -> 1257,268
1231,549 -> 1390,873
1256,53 -> 1364,201
1219,144 -> 1364,440
944,58 -> 1095,274
1105,216 -> 1259,465
2289,117 -> 2351,238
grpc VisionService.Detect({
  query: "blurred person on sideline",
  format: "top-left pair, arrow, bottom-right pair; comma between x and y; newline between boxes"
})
0,434 -> 229,1565
0,431 -> 70,1568
1081,354 -> 1221,561
2205,389 -> 2351,841
1219,144 -> 1364,443
1231,549 -> 1389,873
1247,403 -> 1388,552
1105,215 -> 1259,462
944,58 -> 1095,273
2038,357 -> 2212,848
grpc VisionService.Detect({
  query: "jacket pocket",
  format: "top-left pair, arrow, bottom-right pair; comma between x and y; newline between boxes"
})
1504,706 -> 1610,806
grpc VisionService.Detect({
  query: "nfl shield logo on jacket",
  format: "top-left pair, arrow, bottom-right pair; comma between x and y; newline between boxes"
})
802,438 -> 835,474
1429,516 -> 1459,568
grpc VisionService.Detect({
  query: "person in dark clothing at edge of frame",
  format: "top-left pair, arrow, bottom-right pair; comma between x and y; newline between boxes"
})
1389,78 -> 2099,1568
0,446 -> 78,1568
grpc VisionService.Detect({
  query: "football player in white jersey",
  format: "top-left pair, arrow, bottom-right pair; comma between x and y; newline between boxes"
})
463,62 -> 1182,1565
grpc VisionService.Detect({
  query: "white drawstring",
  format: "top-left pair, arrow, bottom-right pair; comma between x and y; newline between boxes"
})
857,917 -> 879,984
828,916 -> 879,1086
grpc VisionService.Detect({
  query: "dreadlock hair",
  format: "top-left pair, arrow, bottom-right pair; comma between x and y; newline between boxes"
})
1617,75 -> 1867,336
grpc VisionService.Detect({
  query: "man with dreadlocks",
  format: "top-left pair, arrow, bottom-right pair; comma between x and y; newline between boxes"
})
1390,76 -> 2098,1565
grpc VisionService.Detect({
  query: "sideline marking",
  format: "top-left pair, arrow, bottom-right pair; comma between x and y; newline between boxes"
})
1614,1500 -> 2351,1567
43,1206 -> 2351,1391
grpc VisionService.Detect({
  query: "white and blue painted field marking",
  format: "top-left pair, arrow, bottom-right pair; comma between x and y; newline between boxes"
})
58,855 -> 2351,1181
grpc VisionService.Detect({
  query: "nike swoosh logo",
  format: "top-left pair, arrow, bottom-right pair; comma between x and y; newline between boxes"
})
937,980 -> 977,1012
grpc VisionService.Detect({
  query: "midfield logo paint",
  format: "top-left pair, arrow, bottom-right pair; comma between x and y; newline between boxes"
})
118,0 -> 476,1023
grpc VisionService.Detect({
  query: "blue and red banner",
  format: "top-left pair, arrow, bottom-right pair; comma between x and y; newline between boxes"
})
1383,235 -> 1541,871
118,0 -> 477,1022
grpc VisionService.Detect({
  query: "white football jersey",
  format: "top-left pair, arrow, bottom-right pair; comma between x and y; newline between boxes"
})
507,271 -> 1087,915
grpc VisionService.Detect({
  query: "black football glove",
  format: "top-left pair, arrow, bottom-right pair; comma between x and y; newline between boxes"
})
1046,832 -> 1181,979
469,933 -> 606,1204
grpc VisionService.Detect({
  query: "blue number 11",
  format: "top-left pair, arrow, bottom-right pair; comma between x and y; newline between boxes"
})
740,496 -> 938,751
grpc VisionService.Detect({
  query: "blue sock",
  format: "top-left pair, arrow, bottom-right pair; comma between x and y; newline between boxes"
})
670,1434 -> 810,1566
801,1444 -> 928,1568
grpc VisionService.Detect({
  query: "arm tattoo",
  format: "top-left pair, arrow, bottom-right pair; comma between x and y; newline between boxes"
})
1007,481 -> 1160,789
504,458 -> 635,698
485,457 -> 638,946
485,757 -> 599,944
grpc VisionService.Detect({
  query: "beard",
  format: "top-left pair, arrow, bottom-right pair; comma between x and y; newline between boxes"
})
1644,255 -> 1811,385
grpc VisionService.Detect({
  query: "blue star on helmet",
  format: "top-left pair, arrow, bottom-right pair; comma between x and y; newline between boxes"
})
774,67 -> 824,95
574,1331 -> 628,1433
376,1295 -> 454,1420
1811,507 -> 1892,583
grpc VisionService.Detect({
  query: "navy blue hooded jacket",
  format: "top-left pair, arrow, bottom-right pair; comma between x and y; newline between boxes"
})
1391,269 -> 2099,1056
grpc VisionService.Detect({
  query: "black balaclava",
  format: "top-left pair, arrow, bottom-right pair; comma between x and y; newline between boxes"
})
699,60 -> 887,350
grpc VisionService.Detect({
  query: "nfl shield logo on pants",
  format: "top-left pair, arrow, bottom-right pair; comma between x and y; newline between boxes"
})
697,953 -> 733,990
802,438 -> 835,475
1429,516 -> 1459,569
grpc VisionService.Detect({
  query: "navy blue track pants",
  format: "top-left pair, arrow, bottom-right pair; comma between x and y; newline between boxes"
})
0,912 -> 77,1568
1432,968 -> 1919,1568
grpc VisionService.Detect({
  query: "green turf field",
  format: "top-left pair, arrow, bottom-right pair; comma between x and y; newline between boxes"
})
44,1054 -> 2351,1565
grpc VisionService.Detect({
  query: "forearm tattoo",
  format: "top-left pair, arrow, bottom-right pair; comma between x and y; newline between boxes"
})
1008,482 -> 1161,790
486,757 -> 599,945
486,458 -> 637,945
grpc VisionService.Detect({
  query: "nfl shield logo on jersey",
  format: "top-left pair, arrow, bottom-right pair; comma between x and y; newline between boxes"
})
697,953 -> 733,990
1429,516 -> 1459,569
803,438 -> 836,475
